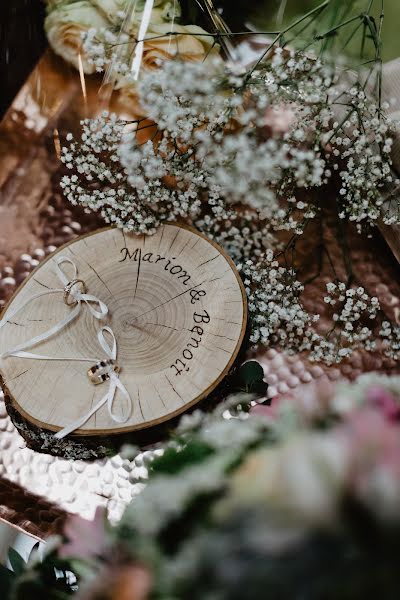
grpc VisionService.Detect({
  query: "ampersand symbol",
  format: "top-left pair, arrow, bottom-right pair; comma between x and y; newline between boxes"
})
190,289 -> 206,305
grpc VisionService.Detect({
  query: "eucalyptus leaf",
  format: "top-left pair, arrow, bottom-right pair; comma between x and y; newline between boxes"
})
239,361 -> 265,385
149,442 -> 214,475
0,564 -> 15,599
8,548 -> 26,577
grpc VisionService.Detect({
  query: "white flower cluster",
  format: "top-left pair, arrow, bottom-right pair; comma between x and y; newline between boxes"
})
120,372 -> 400,564
137,58 -> 230,138
380,321 -> 400,360
239,250 -> 319,352
81,26 -> 126,74
332,372 -> 400,415
261,52 -> 398,229
311,282 -> 380,364
128,55 -> 329,226
325,88 -> 398,229
59,49 -> 400,365
60,110 -> 281,258
195,209 -> 278,264
61,51 -> 399,236
60,112 -> 195,232
241,255 -> 382,365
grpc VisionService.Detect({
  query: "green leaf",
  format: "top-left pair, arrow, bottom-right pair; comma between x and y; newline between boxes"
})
251,380 -> 270,398
239,361 -> 264,386
0,564 -> 15,598
150,442 -> 214,475
8,548 -> 26,576
237,361 -> 268,397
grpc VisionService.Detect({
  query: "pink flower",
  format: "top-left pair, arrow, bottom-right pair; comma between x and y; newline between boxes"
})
344,409 -> 400,473
251,396 -> 279,418
251,380 -> 335,422
342,408 -> 400,520
366,385 -> 400,421
59,506 -> 109,560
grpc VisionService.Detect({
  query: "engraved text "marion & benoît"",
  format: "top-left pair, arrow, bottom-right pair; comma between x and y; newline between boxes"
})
119,247 -> 192,286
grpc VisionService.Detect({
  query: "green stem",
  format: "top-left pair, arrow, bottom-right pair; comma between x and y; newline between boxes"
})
245,0 -> 330,79
314,14 -> 362,41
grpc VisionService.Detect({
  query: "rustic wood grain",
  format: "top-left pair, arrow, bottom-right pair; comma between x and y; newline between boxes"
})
0,224 -> 247,436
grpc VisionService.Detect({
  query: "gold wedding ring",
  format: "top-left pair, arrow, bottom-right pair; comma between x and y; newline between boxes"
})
63,279 -> 87,306
87,359 -> 120,385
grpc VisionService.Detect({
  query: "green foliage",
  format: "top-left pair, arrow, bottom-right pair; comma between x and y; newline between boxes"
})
238,360 -> 264,385
237,361 -> 268,397
170,512 -> 400,600
249,0 -> 397,61
217,360 -> 269,402
0,564 -> 15,600
7,548 -> 26,577
8,551 -> 78,600
149,441 -> 215,475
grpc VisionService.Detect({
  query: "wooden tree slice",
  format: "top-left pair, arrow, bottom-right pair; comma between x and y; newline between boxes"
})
0,224 -> 247,439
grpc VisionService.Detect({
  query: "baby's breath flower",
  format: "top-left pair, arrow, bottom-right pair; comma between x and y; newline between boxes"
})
59,51 -> 400,366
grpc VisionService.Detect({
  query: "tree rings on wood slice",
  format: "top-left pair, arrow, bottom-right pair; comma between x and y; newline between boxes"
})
0,224 -> 247,446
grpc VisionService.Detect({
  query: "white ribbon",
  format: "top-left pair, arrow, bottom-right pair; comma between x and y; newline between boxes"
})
54,326 -> 132,439
131,0 -> 154,80
0,256 -> 108,360
0,258 -> 131,438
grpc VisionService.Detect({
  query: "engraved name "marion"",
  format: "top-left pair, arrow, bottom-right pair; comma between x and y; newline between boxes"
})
119,247 -> 192,286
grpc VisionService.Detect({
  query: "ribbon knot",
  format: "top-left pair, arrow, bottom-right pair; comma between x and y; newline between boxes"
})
54,326 -> 132,439
57,257 -> 108,320
0,258 -> 132,438
0,256 -> 108,360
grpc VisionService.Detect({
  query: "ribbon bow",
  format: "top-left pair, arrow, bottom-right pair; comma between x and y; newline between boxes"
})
54,326 -> 132,439
0,256 -> 108,360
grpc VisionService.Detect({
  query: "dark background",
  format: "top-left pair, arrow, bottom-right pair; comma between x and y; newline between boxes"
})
0,0 -> 46,117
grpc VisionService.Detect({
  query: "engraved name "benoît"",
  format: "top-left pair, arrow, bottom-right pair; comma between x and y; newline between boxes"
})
171,310 -> 211,376
119,248 -> 192,286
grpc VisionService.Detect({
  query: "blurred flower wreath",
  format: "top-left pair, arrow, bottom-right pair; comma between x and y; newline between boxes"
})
5,372 -> 400,599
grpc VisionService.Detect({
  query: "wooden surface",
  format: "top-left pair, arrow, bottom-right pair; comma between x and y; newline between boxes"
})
0,225 -> 247,436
